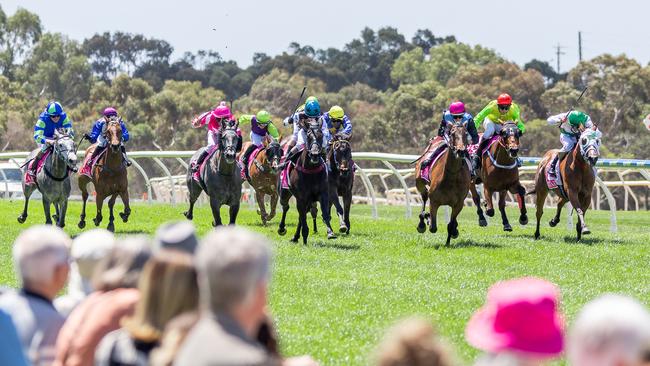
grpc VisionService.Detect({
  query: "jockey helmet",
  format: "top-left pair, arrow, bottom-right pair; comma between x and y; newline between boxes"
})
329,106 -> 344,120
497,93 -> 512,106
256,110 -> 271,124
213,101 -> 232,119
568,110 -> 588,126
46,101 -> 64,117
103,107 -> 118,117
449,101 -> 465,116
304,100 -> 321,118
306,96 -> 318,104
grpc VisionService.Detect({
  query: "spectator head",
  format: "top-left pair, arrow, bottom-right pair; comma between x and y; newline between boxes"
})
92,236 -> 152,292
13,225 -> 71,300
154,221 -> 198,254
569,294 -> 650,366
466,277 -> 564,363
375,317 -> 454,366
122,250 -> 199,342
69,229 -> 115,295
196,227 -> 271,334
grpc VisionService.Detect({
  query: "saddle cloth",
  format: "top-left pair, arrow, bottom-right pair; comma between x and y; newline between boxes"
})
545,153 -> 569,199
79,148 -> 108,178
192,145 -> 219,182
24,150 -> 51,185
240,146 -> 264,180
467,134 -> 499,156
418,137 -> 446,184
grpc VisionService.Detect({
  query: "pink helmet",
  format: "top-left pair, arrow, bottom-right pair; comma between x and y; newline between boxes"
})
212,101 -> 232,119
449,101 -> 465,115
103,107 -> 118,117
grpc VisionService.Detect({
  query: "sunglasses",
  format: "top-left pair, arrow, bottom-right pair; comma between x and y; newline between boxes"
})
332,118 -> 342,123
451,114 -> 464,120
498,105 -> 511,111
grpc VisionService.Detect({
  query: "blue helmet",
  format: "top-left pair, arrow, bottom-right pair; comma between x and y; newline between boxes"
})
304,100 -> 321,118
46,101 -> 64,117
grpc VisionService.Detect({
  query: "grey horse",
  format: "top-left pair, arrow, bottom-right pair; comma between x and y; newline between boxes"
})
18,130 -> 78,227
184,122 -> 242,226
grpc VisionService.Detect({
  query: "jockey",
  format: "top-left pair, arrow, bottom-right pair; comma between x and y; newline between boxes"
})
82,107 -> 131,169
283,96 -> 319,150
473,93 -> 526,173
30,101 -> 74,176
238,110 -> 280,180
546,110 -> 596,178
281,99 -> 329,167
421,101 -> 479,176
190,101 -> 243,172
322,105 -> 353,146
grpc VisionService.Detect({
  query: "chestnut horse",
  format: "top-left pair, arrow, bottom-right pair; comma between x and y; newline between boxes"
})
530,129 -> 602,241
415,122 -> 470,246
78,120 -> 130,232
238,139 -> 283,225
469,122 -> 528,231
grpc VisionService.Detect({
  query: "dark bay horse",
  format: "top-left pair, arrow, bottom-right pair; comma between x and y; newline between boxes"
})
278,120 -> 336,244
78,120 -> 130,232
238,139 -> 283,225
469,122 -> 528,231
185,121 -> 242,226
327,135 -> 354,234
415,122 -> 470,246
530,129 -> 602,241
18,130 -> 78,227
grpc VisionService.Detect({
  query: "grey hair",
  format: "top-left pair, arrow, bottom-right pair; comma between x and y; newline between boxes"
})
569,294 -> 650,366
196,227 -> 271,313
92,235 -> 152,291
13,225 -> 71,285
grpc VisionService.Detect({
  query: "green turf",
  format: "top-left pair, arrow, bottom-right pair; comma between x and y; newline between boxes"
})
0,199 -> 648,365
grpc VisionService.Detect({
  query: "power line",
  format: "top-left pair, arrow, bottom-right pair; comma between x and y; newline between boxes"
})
554,43 -> 566,74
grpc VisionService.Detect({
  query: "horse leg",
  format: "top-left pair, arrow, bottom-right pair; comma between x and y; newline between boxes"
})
302,204 -> 311,245
499,191 -> 512,232
183,180 -> 200,220
268,190 -> 278,221
470,184 -> 487,227
484,186 -> 495,217
118,190 -> 131,223
310,202 -> 318,233
292,202 -> 306,243
320,190 -> 336,239
277,189 -> 290,236
428,199 -> 439,234
549,197 -> 567,227
229,204 -> 240,225
78,179 -> 89,228
17,185 -> 35,224
52,202 -> 60,224
209,196 -> 223,227
107,194 -> 117,232
43,198 -> 52,225
534,189 -> 549,240
57,200 -> 68,228
514,184 -> 528,225
579,193 -> 591,235
343,192 -> 352,234
567,190 -> 586,241
446,201 -> 464,246
417,190 -> 429,233
93,193 -> 104,226
256,191 -> 268,225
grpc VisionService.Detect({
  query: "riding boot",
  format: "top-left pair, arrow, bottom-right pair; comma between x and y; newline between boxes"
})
192,149 -> 210,173
120,145 -> 132,167
279,147 -> 301,169
548,152 -> 566,178
87,145 -> 106,169
29,148 -> 46,177
241,144 -> 257,180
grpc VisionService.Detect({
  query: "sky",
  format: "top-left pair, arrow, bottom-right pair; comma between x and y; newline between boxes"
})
2,0 -> 647,72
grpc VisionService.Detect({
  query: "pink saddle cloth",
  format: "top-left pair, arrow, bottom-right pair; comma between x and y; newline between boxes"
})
24,150 -> 51,185
79,148 -> 107,178
280,163 -> 293,190
240,146 -> 264,180
192,145 -> 219,182
467,134 -> 499,156
419,137 -> 446,184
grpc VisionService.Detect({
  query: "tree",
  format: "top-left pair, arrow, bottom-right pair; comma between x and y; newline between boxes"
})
411,29 -> 455,54
525,59 -> 565,86
0,6 -> 42,79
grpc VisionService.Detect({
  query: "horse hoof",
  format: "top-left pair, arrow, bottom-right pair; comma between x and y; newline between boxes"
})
57,223 -> 65,229
417,224 -> 426,233
582,227 -> 591,235
519,215 -> 528,226
535,232 -> 541,240
486,209 -> 495,217
503,224 -> 513,232
339,226 -> 348,234
52,214 -> 59,222
451,230 -> 459,239
17,215 -> 26,224
290,237 -> 298,243
107,223 -> 115,232
78,221 -> 86,229
478,218 -> 487,227
119,212 -> 129,223
278,228 -> 287,236
549,218 -> 559,227
328,232 -> 337,239
429,226 -> 437,234
183,211 -> 193,220
93,219 -> 101,226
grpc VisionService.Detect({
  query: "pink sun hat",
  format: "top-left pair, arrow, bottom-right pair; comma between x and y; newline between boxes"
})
465,277 -> 564,357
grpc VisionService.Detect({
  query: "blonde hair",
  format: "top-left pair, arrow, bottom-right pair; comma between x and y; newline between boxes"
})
375,317 -> 455,366
122,250 -> 199,342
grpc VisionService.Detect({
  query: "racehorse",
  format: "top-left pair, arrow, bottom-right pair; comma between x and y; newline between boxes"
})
18,130 -> 78,227
278,119 -> 336,244
184,121 -> 242,226
414,122 -> 471,246
530,129 -> 602,241
469,122 -> 528,231
327,134 -> 354,234
78,119 -> 130,232
238,139 -> 283,225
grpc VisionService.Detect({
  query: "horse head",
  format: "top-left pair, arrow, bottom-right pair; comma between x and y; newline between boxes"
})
266,140 -> 283,173
447,122 -> 468,159
331,136 -> 353,175
579,128 -> 602,166
219,121 -> 239,163
499,122 -> 521,158
306,119 -> 323,165
105,117 -> 123,153
53,129 -> 78,172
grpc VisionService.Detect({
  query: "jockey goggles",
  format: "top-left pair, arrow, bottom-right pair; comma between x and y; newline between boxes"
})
498,104 -> 511,111
451,113 -> 464,120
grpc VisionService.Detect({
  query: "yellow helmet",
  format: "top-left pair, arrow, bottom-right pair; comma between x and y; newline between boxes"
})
329,105 -> 344,120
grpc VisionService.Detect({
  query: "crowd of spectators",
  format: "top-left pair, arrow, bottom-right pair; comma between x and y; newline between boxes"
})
0,222 -> 648,366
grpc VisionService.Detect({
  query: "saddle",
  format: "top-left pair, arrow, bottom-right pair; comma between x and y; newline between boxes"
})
280,162 -> 293,190
79,148 -> 108,178
418,137 -> 447,183
467,134 -> 499,156
191,145 -> 219,182
545,153 -> 568,199
240,146 -> 264,180
23,150 -> 52,186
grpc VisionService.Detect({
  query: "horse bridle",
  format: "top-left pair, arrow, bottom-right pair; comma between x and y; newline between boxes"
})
331,139 -> 352,172
47,135 -> 77,179
446,122 -> 467,156
497,124 -> 521,152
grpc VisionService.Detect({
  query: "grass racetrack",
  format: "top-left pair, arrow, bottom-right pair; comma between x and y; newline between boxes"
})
0,199 -> 648,365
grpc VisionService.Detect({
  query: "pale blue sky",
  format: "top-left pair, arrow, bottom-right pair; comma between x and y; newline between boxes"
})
2,0 -> 645,72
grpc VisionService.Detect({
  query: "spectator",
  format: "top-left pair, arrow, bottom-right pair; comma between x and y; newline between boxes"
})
154,221 -> 198,254
55,229 -> 115,316
0,225 -> 71,365
569,294 -> 650,366
0,306 -> 31,366
149,311 -> 200,366
174,226 -> 279,366
465,277 -> 564,366
375,317 -> 455,366
95,250 -> 199,365
54,236 -> 151,366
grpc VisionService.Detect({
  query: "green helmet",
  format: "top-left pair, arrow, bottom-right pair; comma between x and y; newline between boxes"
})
256,110 -> 271,123
306,96 -> 318,104
568,111 -> 588,127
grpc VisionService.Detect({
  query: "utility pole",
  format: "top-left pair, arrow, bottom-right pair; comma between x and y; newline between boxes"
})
554,43 -> 566,74
578,31 -> 583,62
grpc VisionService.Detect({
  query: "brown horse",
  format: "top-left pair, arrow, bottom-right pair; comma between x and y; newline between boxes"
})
469,122 -> 528,231
530,129 -> 602,241
415,122 -> 471,246
78,120 -> 130,232
238,139 -> 283,225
